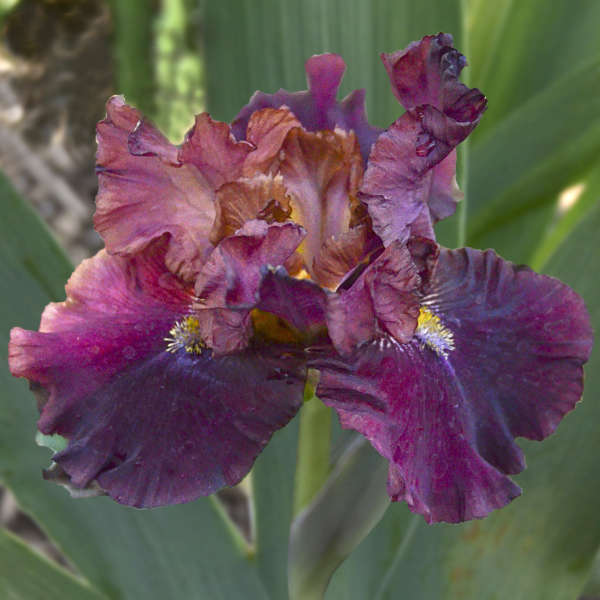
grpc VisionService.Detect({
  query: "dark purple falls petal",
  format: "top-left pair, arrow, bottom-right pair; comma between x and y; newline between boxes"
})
9,238 -> 304,506
232,54 -> 382,162
50,347 -> 304,507
313,247 -> 592,523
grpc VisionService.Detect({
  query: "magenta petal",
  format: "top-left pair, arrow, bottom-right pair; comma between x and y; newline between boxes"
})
232,54 -> 382,161
314,247 -> 592,523
9,240 -> 304,507
195,221 -> 305,309
95,96 -> 215,280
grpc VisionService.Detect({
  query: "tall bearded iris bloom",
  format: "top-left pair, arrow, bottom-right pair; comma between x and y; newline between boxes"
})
8,33 -> 592,522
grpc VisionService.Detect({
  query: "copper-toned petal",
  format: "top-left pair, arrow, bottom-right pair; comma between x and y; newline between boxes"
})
243,107 -> 302,175
280,128 -> 363,281
210,174 -> 292,244
94,96 -> 215,280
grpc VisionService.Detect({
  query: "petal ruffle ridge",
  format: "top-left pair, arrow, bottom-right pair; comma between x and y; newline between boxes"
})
313,247 -> 592,523
232,54 -> 382,161
361,33 -> 486,243
9,240 -> 305,507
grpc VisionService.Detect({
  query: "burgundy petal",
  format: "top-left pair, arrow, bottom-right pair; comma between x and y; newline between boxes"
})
94,96 -> 215,280
195,221 -> 305,309
381,32 -> 476,113
9,240 -> 304,507
232,54 -> 382,162
362,34 -> 487,243
327,241 -> 420,355
313,247 -> 592,523
361,102 -> 481,244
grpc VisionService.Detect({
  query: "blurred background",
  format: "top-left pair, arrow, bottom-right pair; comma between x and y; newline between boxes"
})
1,1 -> 599,599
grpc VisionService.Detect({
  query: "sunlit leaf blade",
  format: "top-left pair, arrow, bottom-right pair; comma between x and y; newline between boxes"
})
466,58 -> 600,249
203,0 -> 460,125
0,173 -> 268,599
0,527 -> 106,600
289,437 -> 389,600
329,198 -> 600,600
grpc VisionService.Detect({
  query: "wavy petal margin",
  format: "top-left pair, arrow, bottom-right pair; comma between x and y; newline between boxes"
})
232,54 -> 382,161
314,248 -> 592,522
361,33 -> 486,243
9,240 -> 304,507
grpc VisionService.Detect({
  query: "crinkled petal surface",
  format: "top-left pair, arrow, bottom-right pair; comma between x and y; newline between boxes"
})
195,220 -> 305,309
327,242 -> 420,355
361,33 -> 486,243
95,97 -> 214,280
9,240 -> 305,507
314,247 -> 592,523
232,54 -> 382,161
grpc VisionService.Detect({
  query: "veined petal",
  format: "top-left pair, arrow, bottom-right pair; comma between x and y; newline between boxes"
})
243,107 -> 302,176
280,127 -> 363,282
178,113 -> 253,188
95,96 -> 215,280
195,221 -> 305,309
9,240 -> 304,507
232,54 -> 382,162
210,174 -> 292,244
361,101 -> 482,244
313,247 -> 592,523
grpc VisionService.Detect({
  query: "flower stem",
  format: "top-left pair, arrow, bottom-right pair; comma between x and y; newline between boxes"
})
293,371 -> 332,516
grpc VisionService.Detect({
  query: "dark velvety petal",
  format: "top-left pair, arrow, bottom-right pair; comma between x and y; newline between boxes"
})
327,241 -> 420,355
256,266 -> 329,337
360,101 -> 482,244
313,247 -> 592,523
9,241 -> 304,507
178,113 -> 253,188
279,127 -> 363,282
232,54 -> 382,162
195,221 -> 305,309
51,348 -> 303,507
210,174 -> 292,244
315,340 -> 522,524
94,96 -> 215,280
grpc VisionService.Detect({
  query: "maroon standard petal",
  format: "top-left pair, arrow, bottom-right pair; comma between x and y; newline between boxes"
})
314,247 -> 592,523
9,240 -> 304,507
327,241 -> 421,355
195,221 -> 305,309
361,34 -> 486,244
232,54 -> 382,162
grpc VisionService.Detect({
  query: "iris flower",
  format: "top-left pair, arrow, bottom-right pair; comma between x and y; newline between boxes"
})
9,33 -> 592,523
